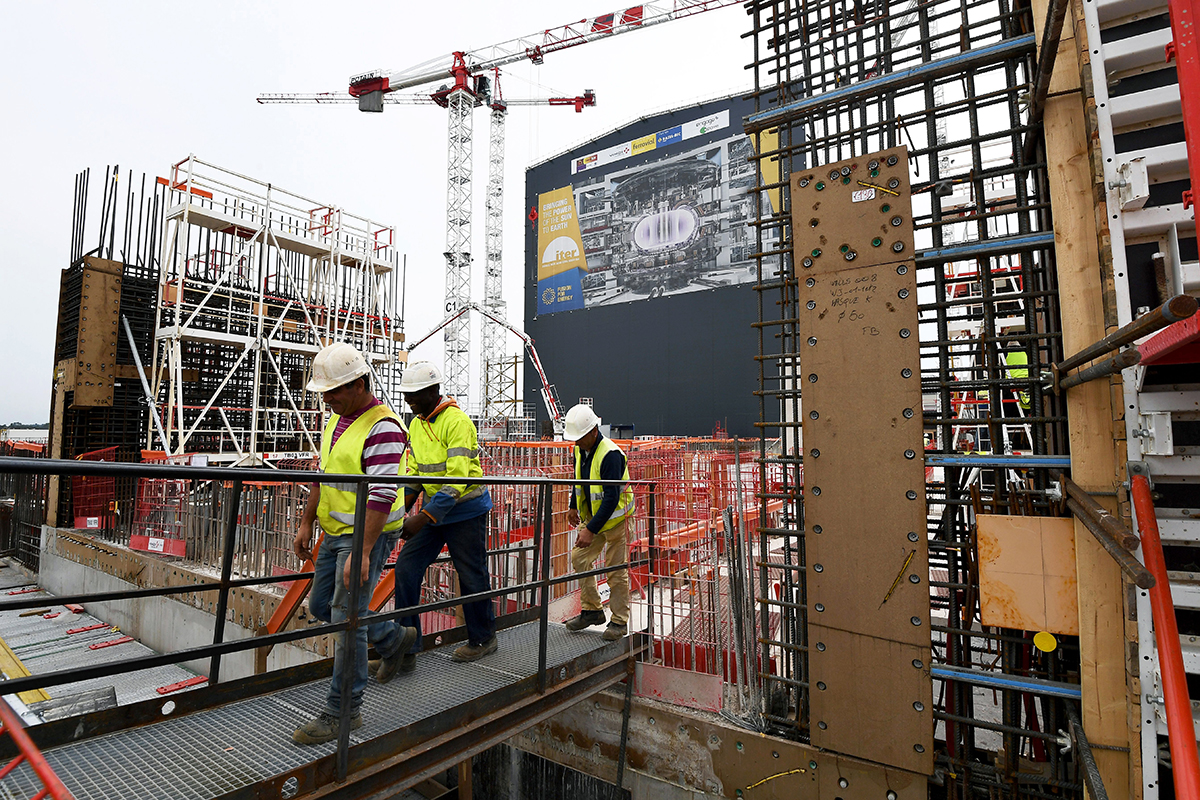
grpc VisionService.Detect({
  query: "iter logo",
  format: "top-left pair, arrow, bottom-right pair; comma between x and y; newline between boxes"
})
542,287 -> 556,306
542,236 -> 580,265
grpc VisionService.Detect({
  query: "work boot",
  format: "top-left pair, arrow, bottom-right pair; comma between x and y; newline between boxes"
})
292,711 -> 363,745
601,622 -> 627,642
451,635 -> 498,662
564,610 -> 607,632
376,626 -> 420,684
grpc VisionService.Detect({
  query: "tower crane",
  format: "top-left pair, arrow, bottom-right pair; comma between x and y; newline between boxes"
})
262,1 -> 742,414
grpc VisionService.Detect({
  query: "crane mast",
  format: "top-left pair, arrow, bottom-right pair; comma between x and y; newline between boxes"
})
442,74 -> 476,403
482,92 -> 509,418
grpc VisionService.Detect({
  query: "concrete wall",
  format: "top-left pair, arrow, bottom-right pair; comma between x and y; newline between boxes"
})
39,525 -> 323,681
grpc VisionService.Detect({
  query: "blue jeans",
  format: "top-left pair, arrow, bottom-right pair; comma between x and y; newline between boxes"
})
391,512 -> 495,649
309,531 -> 401,716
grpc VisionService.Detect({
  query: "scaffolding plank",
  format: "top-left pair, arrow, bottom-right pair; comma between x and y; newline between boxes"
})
791,146 -> 932,773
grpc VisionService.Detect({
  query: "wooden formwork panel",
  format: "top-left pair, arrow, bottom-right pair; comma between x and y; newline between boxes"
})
809,626 -> 934,775
790,146 -> 932,774
74,258 -> 123,408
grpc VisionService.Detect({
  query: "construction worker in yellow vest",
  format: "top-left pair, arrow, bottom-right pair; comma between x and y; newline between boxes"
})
291,342 -> 418,746
1004,346 -> 1031,410
371,361 -> 497,683
563,403 -> 635,642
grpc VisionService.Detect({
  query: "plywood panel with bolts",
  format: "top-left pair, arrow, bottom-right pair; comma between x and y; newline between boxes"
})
809,625 -> 934,774
74,266 -> 122,408
790,146 -> 932,773
790,146 -> 913,275
799,261 -> 928,645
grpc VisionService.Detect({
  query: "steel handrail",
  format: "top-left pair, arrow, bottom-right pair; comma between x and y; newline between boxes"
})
1131,473 -> 1200,800
0,456 -> 657,787
0,698 -> 74,800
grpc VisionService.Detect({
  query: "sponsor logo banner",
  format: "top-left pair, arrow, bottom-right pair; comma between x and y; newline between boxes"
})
631,133 -> 657,156
656,125 -> 682,148
570,109 -> 732,175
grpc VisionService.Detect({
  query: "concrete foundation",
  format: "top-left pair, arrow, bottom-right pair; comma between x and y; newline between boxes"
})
38,525 -> 324,681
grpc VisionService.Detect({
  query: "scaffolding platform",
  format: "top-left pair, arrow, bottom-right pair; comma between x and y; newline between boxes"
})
0,621 -> 632,800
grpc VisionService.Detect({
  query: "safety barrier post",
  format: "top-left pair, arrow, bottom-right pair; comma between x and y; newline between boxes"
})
536,484 -> 552,693
209,478 -> 244,683
1131,473 -> 1200,800
647,482 -> 656,641
336,482 -> 370,783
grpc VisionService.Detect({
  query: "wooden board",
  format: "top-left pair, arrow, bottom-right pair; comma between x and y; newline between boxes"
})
73,262 -> 122,408
790,147 -> 913,275
799,261 -> 929,645
977,515 -> 1079,635
808,625 -> 934,775
1032,0 -> 1134,786
790,146 -> 932,773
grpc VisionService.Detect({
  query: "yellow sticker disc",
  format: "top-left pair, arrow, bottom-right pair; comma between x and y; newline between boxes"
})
1033,631 -> 1057,653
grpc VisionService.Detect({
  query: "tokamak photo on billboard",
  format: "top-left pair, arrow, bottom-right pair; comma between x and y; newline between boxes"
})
534,106 -> 779,316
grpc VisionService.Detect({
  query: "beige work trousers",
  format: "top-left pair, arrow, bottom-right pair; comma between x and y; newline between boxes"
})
571,517 -> 631,626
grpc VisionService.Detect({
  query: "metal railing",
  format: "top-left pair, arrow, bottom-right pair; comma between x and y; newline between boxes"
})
0,456 -> 656,791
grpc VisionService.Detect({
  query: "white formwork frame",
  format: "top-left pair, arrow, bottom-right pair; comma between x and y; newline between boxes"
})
1077,0 -> 1200,794
149,155 -> 405,464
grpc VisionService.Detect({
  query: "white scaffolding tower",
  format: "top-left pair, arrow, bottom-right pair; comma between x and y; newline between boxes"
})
150,155 -> 406,464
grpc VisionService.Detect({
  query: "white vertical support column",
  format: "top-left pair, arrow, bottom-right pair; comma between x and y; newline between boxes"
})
443,88 -> 474,404
481,103 -> 509,418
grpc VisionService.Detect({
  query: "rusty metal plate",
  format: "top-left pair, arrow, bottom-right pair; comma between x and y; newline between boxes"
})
977,515 -> 1079,635
799,261 -> 928,644
74,263 -> 122,408
809,625 -> 933,775
789,146 -> 913,276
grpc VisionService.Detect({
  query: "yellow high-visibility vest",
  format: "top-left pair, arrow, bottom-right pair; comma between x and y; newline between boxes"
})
574,437 -> 634,533
406,402 -> 485,505
317,404 -> 407,536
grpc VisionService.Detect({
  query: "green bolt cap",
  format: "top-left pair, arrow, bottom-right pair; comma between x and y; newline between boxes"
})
816,181 -> 825,190
841,176 -> 851,184
839,244 -> 849,252
812,248 -> 822,257
881,203 -> 891,212
872,237 -> 883,247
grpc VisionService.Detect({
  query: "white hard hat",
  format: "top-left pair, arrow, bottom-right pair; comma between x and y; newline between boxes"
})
399,361 -> 443,393
307,342 -> 369,393
563,403 -> 601,441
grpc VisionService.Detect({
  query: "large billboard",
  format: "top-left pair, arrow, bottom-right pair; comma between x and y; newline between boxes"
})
525,95 -> 785,437
534,104 -> 774,317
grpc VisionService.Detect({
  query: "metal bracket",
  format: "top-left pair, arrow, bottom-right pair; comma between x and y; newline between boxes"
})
1046,480 -> 1063,502
1132,412 -> 1174,456
1127,461 -> 1154,488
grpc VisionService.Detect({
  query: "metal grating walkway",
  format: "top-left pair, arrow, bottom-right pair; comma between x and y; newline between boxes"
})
0,622 -> 620,800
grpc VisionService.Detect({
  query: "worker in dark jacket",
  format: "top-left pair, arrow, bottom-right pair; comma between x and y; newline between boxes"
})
562,404 -> 634,641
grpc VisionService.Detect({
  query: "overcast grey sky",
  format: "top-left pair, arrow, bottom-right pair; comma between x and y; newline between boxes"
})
0,2 -> 750,424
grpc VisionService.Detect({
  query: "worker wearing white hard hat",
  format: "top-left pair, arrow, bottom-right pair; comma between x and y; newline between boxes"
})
563,403 -> 634,641
372,361 -> 497,680
292,342 -> 418,745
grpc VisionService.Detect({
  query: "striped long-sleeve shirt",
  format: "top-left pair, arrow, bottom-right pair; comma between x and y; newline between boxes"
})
317,396 -> 407,513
